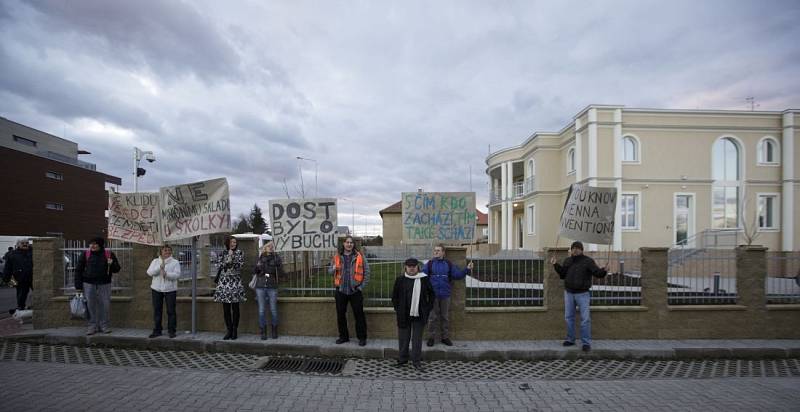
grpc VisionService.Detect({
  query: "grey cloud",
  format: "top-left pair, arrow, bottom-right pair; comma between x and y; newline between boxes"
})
232,114 -> 309,150
16,0 -> 242,83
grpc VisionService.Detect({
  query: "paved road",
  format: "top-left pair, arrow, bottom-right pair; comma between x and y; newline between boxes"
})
1,361 -> 797,411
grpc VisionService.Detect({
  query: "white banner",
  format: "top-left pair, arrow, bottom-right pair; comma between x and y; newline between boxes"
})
159,178 -> 231,241
269,198 -> 338,251
558,184 -> 617,245
107,192 -> 162,245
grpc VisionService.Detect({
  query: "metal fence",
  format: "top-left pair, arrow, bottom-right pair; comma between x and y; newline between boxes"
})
467,250 -> 544,307
766,251 -> 800,304
667,249 -> 737,304
62,239 -> 134,295
585,251 -> 642,306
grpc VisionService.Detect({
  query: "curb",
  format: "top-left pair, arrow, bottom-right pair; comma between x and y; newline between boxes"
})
3,333 -> 799,361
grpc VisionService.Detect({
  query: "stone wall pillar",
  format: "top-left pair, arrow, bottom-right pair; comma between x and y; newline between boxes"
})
736,245 -> 767,310
544,247 -> 568,318
640,247 -> 668,338
445,246 -> 467,339
31,237 -> 61,328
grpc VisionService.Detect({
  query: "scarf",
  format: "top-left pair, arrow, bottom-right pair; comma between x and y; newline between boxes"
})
404,272 -> 427,317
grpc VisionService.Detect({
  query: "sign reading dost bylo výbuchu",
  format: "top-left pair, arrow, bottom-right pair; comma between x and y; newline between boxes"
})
269,198 -> 338,252
108,177 -> 231,244
558,184 -> 617,245
402,192 -> 476,244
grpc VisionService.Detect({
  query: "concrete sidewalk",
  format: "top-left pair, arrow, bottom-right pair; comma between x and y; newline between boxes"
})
5,327 -> 800,361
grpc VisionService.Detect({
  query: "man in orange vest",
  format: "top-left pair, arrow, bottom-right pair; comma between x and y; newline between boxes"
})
329,235 -> 371,346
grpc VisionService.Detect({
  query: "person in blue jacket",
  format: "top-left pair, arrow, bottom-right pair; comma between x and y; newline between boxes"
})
424,244 -> 473,346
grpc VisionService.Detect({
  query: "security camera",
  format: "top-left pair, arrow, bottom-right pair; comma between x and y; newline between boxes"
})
145,153 -> 156,162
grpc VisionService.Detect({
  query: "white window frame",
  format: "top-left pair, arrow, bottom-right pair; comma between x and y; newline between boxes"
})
620,192 -> 641,231
46,171 -> 64,181
756,136 -> 780,166
673,192 -> 696,247
566,146 -> 576,175
527,203 -> 536,235
621,134 -> 641,164
710,136 -> 744,230
756,192 -> 780,231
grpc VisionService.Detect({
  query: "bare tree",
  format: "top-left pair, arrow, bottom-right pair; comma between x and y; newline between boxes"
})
739,186 -> 761,246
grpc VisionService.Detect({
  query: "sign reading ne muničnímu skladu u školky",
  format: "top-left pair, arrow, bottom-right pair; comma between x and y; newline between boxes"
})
108,177 -> 231,244
558,184 -> 617,245
269,198 -> 338,252
401,192 -> 476,244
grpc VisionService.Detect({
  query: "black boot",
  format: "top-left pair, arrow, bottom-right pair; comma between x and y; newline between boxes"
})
271,325 -> 278,339
222,303 -> 232,340
260,327 -> 267,340
231,303 -> 240,340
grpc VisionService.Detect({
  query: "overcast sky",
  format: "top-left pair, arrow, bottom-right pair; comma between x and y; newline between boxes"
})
2,0 -> 798,235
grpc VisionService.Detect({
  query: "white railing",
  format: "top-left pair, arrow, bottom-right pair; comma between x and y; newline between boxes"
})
524,177 -> 535,194
512,181 -> 525,199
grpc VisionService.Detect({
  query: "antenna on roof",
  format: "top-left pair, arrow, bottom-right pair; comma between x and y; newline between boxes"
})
745,97 -> 759,111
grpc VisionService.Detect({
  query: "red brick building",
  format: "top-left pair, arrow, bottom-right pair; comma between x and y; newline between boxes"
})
0,117 -> 121,240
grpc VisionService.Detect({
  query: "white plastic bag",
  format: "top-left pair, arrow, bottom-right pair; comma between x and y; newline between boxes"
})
70,293 -> 88,320
248,274 -> 258,291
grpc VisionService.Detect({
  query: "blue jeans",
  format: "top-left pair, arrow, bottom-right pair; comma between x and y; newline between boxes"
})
256,288 -> 278,328
564,291 -> 591,346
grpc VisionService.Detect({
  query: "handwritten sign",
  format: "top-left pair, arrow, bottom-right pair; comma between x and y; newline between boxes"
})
269,198 -> 338,251
402,192 -> 476,244
558,184 -> 617,244
159,178 -> 231,241
108,192 -> 162,245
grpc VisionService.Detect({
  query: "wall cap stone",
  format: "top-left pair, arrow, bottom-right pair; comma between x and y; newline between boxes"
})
766,304 -> 800,311
51,296 -> 133,302
640,247 -> 669,252
668,304 -> 747,311
591,306 -> 649,312
466,306 -> 548,313
736,245 -> 768,251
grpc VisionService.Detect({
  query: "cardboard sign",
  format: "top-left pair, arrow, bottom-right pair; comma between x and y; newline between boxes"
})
402,192 -> 476,244
107,192 -> 162,245
159,178 -> 231,241
558,184 -> 617,245
269,198 -> 338,251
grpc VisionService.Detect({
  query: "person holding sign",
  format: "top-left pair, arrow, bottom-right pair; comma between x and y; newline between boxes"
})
328,236 -> 371,346
392,258 -> 435,371
146,245 -> 181,339
75,238 -> 121,335
253,240 -> 284,340
214,236 -> 246,340
549,241 -> 608,352
425,244 -> 473,347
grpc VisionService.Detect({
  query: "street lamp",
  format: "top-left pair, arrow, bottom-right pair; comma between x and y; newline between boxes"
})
296,156 -> 318,197
340,197 -> 355,236
133,147 -> 155,192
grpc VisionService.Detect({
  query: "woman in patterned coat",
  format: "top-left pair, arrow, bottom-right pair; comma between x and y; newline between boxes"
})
214,236 -> 246,340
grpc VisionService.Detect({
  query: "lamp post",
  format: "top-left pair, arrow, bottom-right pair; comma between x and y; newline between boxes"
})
340,197 -> 355,236
296,156 -> 318,197
133,147 -> 156,192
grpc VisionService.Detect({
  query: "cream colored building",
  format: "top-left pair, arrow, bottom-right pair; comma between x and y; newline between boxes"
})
486,105 -> 799,251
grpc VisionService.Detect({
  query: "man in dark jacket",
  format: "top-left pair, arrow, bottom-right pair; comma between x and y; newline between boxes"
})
3,239 -> 33,312
550,241 -> 607,352
75,237 -> 121,335
392,258 -> 435,371
425,244 -> 473,347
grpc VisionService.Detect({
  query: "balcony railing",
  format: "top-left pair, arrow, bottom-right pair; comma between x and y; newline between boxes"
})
524,177 -> 535,194
489,188 -> 503,204
513,181 -> 525,199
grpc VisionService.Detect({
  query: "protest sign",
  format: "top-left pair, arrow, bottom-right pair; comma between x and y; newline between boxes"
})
401,192 -> 476,244
269,198 -> 338,251
159,178 -> 231,241
108,192 -> 163,245
558,184 -> 617,245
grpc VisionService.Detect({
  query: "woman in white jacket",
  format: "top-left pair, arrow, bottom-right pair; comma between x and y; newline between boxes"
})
146,245 -> 181,338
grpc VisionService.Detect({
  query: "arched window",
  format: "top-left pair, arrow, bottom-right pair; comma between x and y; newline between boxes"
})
712,137 -> 741,229
622,136 -> 639,162
757,137 -> 779,164
528,159 -> 535,177
567,147 -> 576,174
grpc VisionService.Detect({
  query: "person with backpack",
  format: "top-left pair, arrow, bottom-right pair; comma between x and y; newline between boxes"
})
3,239 -> 33,314
75,237 -> 121,335
146,245 -> 181,339
425,244 -> 473,347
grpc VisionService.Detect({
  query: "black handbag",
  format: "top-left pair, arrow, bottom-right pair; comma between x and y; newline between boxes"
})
214,265 -> 222,284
